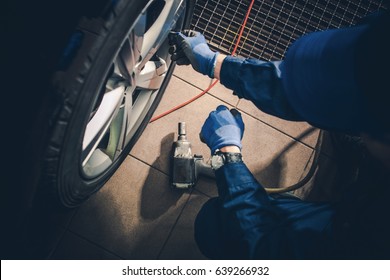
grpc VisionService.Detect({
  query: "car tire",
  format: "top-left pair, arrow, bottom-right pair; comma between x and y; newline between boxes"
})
2,0 -> 194,259
41,0 -> 194,207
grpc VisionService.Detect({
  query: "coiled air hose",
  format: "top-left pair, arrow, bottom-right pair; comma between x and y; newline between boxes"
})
265,129 -> 324,194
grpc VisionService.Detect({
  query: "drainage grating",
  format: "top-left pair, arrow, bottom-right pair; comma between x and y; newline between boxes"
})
191,0 -> 388,61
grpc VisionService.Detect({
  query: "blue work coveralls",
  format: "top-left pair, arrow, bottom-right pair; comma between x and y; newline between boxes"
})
194,12 -> 390,259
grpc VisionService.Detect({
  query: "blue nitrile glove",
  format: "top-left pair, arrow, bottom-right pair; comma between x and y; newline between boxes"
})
168,30 -> 219,78
200,105 -> 245,153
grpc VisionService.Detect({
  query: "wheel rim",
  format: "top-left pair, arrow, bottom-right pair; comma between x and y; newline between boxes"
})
81,0 -> 186,178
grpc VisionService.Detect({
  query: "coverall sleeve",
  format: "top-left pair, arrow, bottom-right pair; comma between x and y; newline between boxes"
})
219,56 -> 303,121
215,161 -> 335,259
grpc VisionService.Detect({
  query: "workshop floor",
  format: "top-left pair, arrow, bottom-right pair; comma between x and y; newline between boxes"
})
48,65 -> 323,260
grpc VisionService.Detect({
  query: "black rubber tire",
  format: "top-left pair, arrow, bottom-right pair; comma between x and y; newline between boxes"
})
42,0 -> 194,207
2,0 -> 194,259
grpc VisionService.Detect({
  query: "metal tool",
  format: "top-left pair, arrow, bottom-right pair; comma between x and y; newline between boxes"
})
171,122 -> 214,189
170,121 -> 324,193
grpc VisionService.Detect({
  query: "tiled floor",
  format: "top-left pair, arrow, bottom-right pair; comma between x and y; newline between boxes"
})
48,65 -> 324,260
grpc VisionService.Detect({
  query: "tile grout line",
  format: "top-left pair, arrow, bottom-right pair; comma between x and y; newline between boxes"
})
127,153 -> 211,258
46,227 -> 70,259
54,157 -> 194,260
194,185 -> 215,198
172,74 -> 319,150
172,74 -> 209,91
128,125 -> 331,196
64,229 -> 125,260
128,154 -> 170,177
232,109 -> 320,150
128,148 -> 216,199
156,189 -> 194,259
46,208 -> 81,259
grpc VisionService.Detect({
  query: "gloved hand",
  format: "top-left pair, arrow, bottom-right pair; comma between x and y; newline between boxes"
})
200,105 -> 245,153
169,30 -> 219,78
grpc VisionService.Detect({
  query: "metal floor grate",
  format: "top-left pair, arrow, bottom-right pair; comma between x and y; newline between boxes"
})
191,0 -> 388,61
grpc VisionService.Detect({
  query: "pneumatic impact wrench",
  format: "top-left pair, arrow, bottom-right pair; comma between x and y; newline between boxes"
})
171,122 -> 215,189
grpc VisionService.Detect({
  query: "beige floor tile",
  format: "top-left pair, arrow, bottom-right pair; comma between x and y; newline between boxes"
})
69,156 -> 191,259
173,65 -> 212,91
173,65 -> 240,106
159,191 -> 210,260
293,153 -> 342,202
294,132 -> 363,202
67,68 -> 317,259
237,99 -> 320,148
173,66 -> 320,149
208,80 -> 241,107
21,202 -> 78,259
194,177 -> 219,199
51,231 -> 121,260
240,113 -> 314,189
133,75 -> 314,191
131,76 -> 224,175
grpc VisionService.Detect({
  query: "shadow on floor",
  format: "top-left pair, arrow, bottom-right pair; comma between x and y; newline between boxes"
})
140,132 -> 187,220
254,127 -> 317,190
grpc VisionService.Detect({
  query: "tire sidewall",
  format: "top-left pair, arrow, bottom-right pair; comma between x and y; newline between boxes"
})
50,0 -> 194,207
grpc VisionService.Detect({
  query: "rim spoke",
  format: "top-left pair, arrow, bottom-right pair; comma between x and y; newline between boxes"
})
106,85 -> 134,159
137,0 -> 185,70
124,89 -> 156,145
82,149 -> 113,178
136,57 -> 167,90
82,86 -> 125,166
117,13 -> 146,79
81,0 -> 186,178
105,106 -> 126,160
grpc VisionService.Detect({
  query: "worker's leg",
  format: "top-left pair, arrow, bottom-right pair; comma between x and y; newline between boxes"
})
194,197 -> 225,259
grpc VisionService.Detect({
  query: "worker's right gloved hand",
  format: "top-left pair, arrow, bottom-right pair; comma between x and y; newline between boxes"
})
200,105 -> 245,153
168,30 -> 219,78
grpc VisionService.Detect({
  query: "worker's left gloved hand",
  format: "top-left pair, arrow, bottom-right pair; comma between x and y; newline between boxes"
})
168,30 -> 219,78
200,105 -> 245,153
